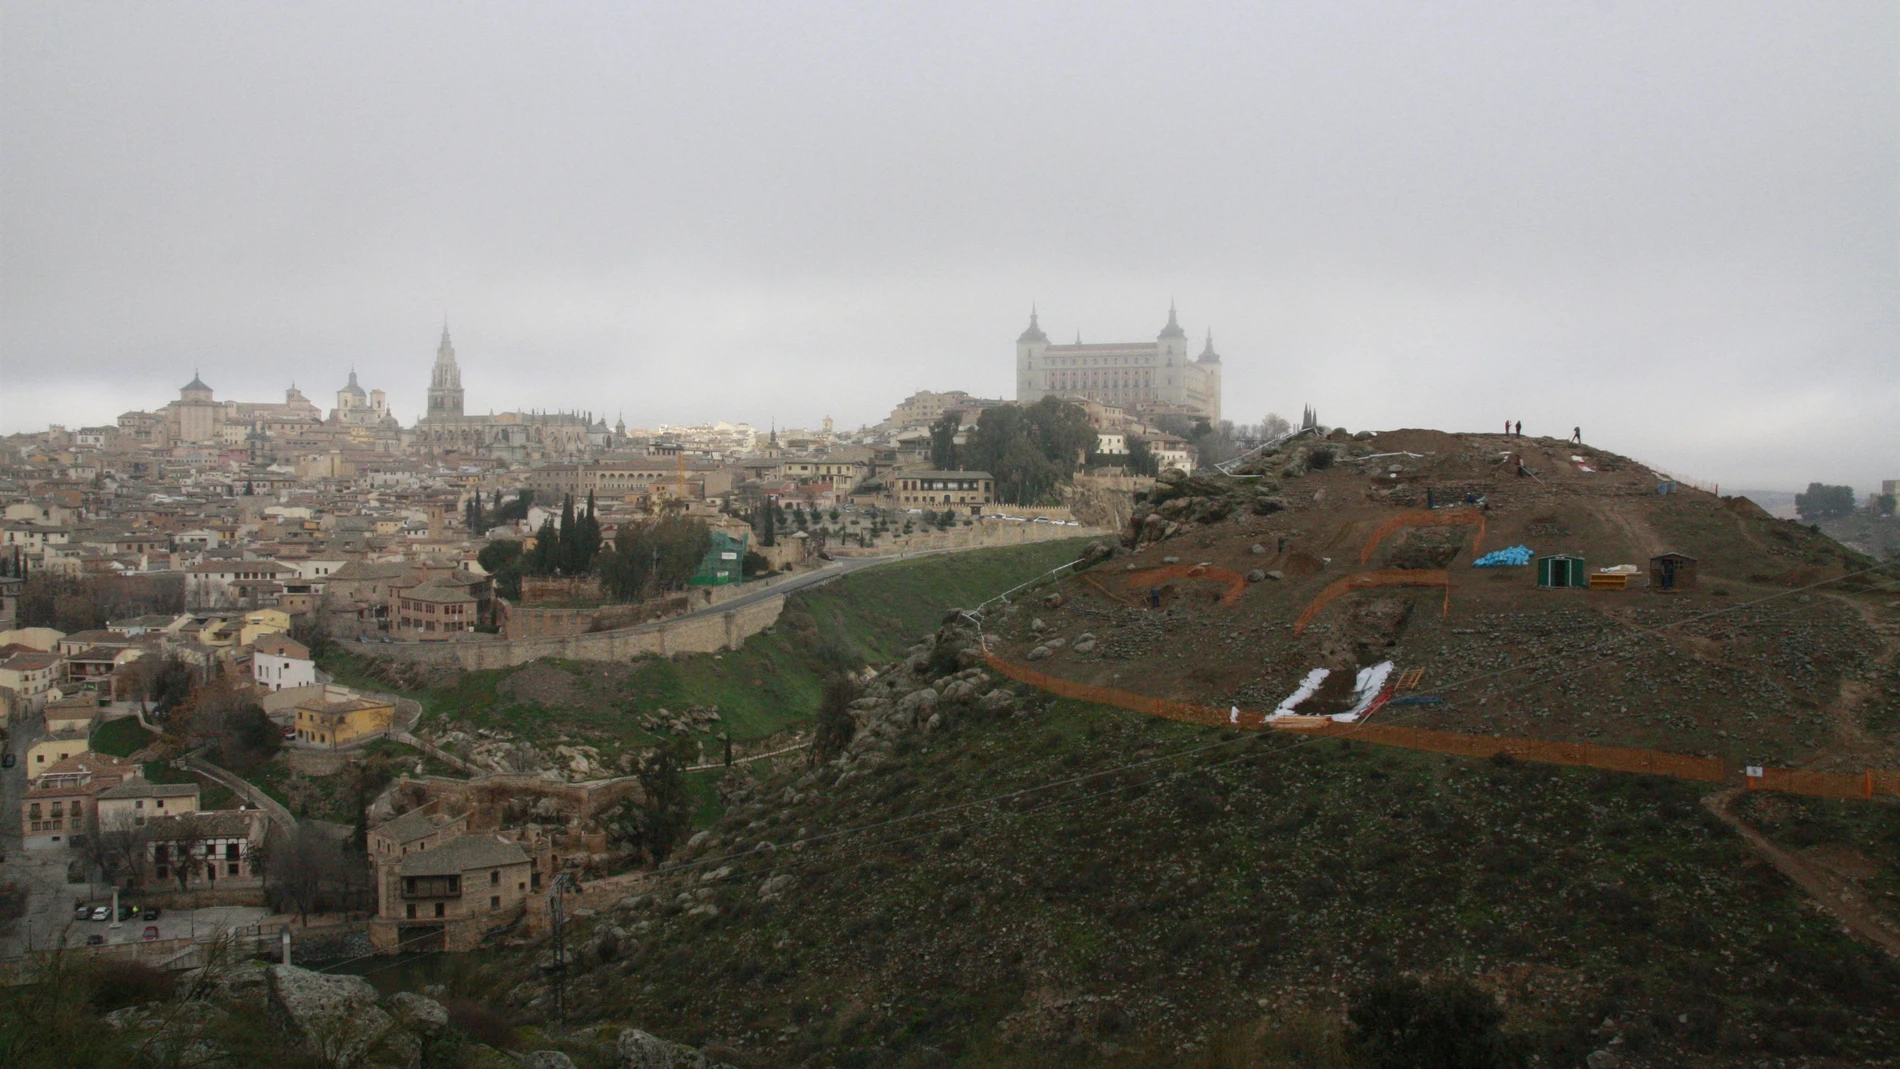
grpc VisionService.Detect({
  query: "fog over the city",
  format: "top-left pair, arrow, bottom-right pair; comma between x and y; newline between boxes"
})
2,3 -> 1893,491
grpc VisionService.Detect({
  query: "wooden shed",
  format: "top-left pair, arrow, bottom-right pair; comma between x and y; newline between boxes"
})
1536,554 -> 1587,589
1649,552 -> 1698,591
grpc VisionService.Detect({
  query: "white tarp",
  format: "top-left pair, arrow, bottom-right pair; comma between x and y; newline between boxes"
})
1271,668 -> 1331,718
1332,660 -> 1397,722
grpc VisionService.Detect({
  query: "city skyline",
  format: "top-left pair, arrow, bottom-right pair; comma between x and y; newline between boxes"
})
4,3 -> 1895,492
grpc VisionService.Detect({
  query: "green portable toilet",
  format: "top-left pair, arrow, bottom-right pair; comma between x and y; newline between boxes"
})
1536,554 -> 1586,588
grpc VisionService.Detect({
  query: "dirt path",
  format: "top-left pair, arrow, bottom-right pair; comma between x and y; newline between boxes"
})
1702,788 -> 1900,962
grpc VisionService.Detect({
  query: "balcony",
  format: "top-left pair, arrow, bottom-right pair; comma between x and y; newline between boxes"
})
402,876 -> 461,898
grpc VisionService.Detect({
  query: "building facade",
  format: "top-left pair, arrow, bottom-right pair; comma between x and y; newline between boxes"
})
1014,305 -> 1222,422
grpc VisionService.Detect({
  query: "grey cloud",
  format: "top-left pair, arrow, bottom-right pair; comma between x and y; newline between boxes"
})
2,1 -> 1893,490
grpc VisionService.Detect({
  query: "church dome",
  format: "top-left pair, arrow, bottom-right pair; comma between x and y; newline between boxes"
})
340,370 -> 367,397
182,374 -> 212,393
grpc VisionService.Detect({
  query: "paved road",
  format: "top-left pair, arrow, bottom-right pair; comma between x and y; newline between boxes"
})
186,753 -> 298,833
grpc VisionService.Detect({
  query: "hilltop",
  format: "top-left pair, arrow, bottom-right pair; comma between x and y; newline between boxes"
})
985,428 -> 1900,772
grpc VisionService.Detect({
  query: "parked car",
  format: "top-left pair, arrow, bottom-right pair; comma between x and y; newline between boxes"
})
142,925 -> 160,941
119,904 -> 138,921
85,934 -> 104,946
142,907 -> 162,921
89,905 -> 110,921
73,904 -> 91,921
282,727 -> 298,741
2,752 -> 14,767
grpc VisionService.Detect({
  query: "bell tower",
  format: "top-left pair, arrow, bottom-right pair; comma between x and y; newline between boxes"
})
427,322 -> 465,420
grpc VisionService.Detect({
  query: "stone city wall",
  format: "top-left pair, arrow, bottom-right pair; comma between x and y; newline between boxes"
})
375,592 -> 786,672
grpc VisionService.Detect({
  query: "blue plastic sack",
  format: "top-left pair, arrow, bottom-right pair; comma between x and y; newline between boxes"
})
1473,545 -> 1532,567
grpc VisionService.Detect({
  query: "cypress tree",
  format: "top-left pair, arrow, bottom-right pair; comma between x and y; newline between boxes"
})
760,499 -> 777,547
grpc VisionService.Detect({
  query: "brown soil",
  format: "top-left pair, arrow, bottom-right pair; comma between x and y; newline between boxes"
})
990,429 -> 1900,770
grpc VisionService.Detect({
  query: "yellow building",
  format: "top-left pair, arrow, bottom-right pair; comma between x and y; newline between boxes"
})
239,607 -> 291,647
26,729 -> 91,773
293,695 -> 395,749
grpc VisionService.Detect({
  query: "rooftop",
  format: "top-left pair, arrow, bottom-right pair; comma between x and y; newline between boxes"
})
399,833 -> 530,876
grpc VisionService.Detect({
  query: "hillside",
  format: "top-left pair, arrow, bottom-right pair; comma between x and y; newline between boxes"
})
465,671 -> 1900,1068
320,539 -> 1097,779
286,435 -> 1900,1067
983,429 -> 1900,773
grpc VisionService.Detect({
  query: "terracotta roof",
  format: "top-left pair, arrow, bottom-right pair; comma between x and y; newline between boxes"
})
399,834 -> 529,876
373,806 -> 459,845
98,781 -> 199,800
253,634 -> 311,659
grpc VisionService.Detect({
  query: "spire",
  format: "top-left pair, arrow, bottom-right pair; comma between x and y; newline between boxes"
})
1198,328 -> 1220,364
1158,302 -> 1187,341
1017,305 -> 1049,344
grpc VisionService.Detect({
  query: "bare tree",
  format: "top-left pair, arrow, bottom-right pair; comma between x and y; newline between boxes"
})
154,813 -> 211,891
261,825 -> 353,924
85,811 -> 153,890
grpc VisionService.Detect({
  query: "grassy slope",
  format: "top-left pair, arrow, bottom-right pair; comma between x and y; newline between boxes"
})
321,539 -> 1095,754
89,717 -> 153,757
557,695 -> 1900,1068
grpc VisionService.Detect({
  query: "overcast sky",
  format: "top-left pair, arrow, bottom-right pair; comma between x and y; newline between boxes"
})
2,2 -> 1894,492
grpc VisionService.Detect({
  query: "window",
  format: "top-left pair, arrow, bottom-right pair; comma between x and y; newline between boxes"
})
229,863 -> 240,876
490,895 -> 500,909
433,902 -> 445,918
490,870 -> 500,885
406,903 -> 417,919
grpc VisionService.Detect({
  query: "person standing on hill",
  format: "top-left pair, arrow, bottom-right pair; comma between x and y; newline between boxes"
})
1514,420 -> 1522,437
1571,426 -> 1582,444
1505,419 -> 1511,435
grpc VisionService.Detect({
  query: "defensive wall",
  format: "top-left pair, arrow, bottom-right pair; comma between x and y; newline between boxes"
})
830,519 -> 1109,559
369,591 -> 786,671
502,566 -> 815,640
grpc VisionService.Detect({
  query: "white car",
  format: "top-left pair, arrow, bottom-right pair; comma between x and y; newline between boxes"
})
90,905 -> 111,921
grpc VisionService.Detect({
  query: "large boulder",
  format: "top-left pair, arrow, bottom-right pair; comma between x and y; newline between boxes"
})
894,687 -> 939,725
387,991 -> 449,1037
618,1028 -> 728,1069
525,1053 -> 579,1069
268,963 -> 409,1068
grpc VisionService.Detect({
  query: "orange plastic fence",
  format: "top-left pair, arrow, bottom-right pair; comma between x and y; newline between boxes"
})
1122,564 -> 1249,607
982,650 -> 1899,802
1359,508 -> 1488,565
985,652 -> 1233,728
1292,570 -> 1451,634
1748,768 -> 1900,799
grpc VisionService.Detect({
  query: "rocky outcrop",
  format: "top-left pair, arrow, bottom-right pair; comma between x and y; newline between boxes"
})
617,1027 -> 736,1069
1122,469 -> 1287,546
268,964 -> 416,1068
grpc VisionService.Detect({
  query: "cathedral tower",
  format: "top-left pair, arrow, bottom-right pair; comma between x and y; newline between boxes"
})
426,323 -> 465,420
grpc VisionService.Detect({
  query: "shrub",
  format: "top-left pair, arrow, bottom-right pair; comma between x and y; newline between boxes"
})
87,961 -> 175,1012
1347,975 -> 1524,1069
443,996 -> 517,1049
